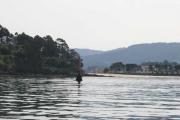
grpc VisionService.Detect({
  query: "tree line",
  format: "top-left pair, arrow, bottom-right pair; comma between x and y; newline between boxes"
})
104,61 -> 180,75
0,25 -> 82,75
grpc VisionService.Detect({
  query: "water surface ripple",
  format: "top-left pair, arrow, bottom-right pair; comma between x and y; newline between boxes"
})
0,75 -> 180,120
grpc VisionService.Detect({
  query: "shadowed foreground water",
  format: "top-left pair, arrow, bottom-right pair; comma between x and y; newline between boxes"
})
0,75 -> 180,120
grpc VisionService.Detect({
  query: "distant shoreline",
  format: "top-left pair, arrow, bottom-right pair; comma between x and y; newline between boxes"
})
0,73 -> 75,78
0,73 -> 113,78
84,73 -> 114,77
1,73 -> 180,78
97,73 -> 180,77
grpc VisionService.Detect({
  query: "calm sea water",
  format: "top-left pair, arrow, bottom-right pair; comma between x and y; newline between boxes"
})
0,75 -> 180,120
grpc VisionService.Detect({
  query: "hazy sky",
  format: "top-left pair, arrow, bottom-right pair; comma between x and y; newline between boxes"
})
0,0 -> 180,50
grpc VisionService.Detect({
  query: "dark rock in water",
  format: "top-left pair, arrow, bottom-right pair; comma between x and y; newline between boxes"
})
76,73 -> 82,84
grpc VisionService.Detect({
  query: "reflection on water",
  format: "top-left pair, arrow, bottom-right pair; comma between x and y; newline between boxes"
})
0,75 -> 180,120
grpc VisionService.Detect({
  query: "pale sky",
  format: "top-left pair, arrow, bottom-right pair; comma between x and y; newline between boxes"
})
0,0 -> 180,50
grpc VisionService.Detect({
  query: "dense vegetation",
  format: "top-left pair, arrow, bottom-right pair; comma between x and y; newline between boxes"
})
0,25 -> 82,75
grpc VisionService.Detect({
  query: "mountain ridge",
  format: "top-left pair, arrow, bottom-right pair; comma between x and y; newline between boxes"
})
74,48 -> 104,57
76,42 -> 180,68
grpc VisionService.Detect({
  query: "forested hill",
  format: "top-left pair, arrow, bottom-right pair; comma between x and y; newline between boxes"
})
74,48 -> 103,57
0,25 -> 81,75
80,43 -> 180,68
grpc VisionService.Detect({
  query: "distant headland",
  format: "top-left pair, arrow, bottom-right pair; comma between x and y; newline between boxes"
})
76,43 -> 180,73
